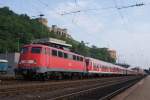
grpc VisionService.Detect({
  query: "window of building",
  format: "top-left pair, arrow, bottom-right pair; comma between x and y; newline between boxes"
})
21,47 -> 28,54
52,50 -> 57,56
58,51 -> 63,57
31,47 -> 41,54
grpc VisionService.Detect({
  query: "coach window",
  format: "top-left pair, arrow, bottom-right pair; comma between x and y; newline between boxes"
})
52,50 -> 57,56
31,47 -> 41,54
58,51 -> 63,57
21,47 -> 28,54
73,55 -> 77,60
64,53 -> 68,59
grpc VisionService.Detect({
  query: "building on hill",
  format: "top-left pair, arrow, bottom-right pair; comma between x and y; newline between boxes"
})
108,49 -> 117,60
37,18 -> 72,39
49,25 -> 72,38
37,18 -> 48,26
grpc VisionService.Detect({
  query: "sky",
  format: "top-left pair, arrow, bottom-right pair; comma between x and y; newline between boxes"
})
0,0 -> 150,69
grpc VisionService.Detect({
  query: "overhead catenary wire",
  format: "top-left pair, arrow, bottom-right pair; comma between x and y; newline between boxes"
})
112,0 -> 132,33
60,1 -> 145,16
112,0 -> 125,22
37,0 -> 48,7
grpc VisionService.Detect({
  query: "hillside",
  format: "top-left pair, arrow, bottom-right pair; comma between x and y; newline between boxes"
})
0,7 -> 116,63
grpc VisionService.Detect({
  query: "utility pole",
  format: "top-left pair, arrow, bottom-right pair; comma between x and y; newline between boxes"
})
17,33 -> 24,52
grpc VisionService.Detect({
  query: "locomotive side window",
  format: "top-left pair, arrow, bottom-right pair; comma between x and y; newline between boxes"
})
77,56 -> 80,61
58,51 -> 63,57
80,57 -> 83,61
52,50 -> 57,56
64,53 -> 68,58
68,54 -> 73,60
31,47 -> 41,54
21,47 -> 28,54
73,55 -> 77,60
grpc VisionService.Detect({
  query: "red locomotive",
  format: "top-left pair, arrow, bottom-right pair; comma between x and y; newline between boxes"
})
16,44 -> 86,79
15,43 -> 144,80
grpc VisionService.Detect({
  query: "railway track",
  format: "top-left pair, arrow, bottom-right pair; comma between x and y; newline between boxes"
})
0,76 -> 144,100
0,76 -> 124,88
0,77 -> 126,95
47,76 -> 143,100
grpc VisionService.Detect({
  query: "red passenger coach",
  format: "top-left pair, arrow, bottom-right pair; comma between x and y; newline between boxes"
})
85,57 -> 127,76
16,44 -> 86,79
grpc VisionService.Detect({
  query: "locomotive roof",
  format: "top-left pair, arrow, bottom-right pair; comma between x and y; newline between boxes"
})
23,44 -> 84,57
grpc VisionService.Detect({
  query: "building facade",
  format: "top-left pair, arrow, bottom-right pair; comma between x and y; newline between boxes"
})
37,18 -> 72,39
108,49 -> 117,60
49,25 -> 71,38
37,18 -> 48,26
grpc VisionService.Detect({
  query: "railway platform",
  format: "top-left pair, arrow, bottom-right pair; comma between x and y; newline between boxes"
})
112,75 -> 150,100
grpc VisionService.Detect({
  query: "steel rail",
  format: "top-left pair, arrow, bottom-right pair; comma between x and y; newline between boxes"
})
47,77 -> 140,100
0,76 -> 135,96
99,76 -> 145,100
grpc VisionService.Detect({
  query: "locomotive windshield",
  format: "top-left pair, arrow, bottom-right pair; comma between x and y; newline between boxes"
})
21,47 -> 29,54
31,47 -> 42,54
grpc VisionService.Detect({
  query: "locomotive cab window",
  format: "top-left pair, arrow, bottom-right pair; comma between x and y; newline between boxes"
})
31,47 -> 41,53
21,47 -> 28,54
